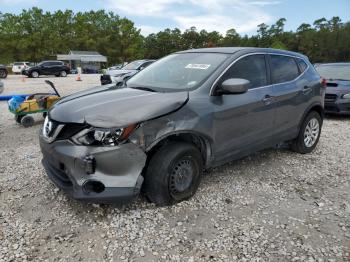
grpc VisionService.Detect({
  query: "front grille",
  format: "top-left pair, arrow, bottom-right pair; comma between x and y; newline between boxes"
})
56,123 -> 86,140
325,94 -> 337,102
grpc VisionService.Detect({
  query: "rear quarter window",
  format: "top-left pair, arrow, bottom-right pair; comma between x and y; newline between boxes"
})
296,59 -> 308,73
270,55 -> 300,84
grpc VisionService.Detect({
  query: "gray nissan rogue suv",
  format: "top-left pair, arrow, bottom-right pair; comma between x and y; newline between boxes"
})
39,47 -> 325,206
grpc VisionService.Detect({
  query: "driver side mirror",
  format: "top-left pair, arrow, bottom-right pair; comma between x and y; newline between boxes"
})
139,66 -> 145,71
217,78 -> 250,95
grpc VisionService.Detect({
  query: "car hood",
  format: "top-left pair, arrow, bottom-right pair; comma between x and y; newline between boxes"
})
106,69 -> 137,76
325,80 -> 350,94
49,85 -> 189,128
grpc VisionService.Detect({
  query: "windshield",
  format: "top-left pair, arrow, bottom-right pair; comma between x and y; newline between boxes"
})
316,64 -> 350,81
127,53 -> 229,91
122,61 -> 143,70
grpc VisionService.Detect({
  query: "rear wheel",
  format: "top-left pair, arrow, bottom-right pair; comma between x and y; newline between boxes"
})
143,142 -> 203,206
291,111 -> 322,154
21,115 -> 34,127
31,71 -> 39,78
60,71 -> 67,77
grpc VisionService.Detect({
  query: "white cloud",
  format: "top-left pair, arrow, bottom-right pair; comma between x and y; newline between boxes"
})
249,1 -> 281,6
105,0 -> 279,35
0,0 -> 37,4
105,0 -> 182,16
138,25 -> 165,36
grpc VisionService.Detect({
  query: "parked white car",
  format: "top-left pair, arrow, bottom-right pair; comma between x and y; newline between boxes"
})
12,62 -> 31,74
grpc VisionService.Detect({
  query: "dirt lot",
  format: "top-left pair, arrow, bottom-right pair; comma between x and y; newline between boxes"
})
0,75 -> 349,261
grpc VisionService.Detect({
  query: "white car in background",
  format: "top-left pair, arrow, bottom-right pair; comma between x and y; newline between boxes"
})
12,62 -> 31,74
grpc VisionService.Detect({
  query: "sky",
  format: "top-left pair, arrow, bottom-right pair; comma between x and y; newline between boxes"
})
0,0 -> 349,36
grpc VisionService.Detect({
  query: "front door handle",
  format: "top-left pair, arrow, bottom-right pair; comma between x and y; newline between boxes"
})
262,95 -> 274,105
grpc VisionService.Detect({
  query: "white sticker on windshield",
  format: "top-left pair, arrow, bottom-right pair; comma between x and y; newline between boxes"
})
185,64 -> 211,70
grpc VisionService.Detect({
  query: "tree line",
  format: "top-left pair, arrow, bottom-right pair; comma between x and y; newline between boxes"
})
0,8 -> 349,65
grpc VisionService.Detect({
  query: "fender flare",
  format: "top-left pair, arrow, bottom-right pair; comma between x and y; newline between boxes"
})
145,130 -> 213,167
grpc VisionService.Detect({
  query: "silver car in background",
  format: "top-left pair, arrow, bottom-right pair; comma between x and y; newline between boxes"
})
0,80 -> 4,94
315,63 -> 350,115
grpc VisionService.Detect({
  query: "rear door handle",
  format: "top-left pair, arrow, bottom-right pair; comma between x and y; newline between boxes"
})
302,86 -> 312,94
262,95 -> 274,105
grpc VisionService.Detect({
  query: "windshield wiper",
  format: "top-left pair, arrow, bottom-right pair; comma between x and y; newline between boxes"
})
129,86 -> 157,92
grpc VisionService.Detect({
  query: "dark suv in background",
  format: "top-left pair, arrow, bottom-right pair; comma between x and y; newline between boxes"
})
315,63 -> 350,115
22,61 -> 70,78
40,48 -> 324,206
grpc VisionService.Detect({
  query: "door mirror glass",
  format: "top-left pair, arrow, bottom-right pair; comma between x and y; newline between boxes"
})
219,78 -> 250,95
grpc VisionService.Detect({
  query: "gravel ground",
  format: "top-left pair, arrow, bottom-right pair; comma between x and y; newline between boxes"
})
0,75 -> 349,261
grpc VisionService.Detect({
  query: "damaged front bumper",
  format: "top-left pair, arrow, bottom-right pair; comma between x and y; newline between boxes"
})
39,133 -> 147,204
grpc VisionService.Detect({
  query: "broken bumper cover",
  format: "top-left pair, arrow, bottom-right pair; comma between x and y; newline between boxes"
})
39,134 -> 147,203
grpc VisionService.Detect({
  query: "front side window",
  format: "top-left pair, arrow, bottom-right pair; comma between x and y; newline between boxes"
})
220,54 -> 268,89
127,53 -> 229,91
270,55 -> 299,84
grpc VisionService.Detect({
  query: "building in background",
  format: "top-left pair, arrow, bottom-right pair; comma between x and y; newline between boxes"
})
57,51 -> 107,73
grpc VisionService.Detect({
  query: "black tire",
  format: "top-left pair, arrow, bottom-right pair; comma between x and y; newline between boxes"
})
60,71 -> 67,77
0,69 -> 8,79
291,111 -> 322,154
143,142 -> 203,206
31,71 -> 39,78
21,115 -> 35,128
15,115 -> 23,124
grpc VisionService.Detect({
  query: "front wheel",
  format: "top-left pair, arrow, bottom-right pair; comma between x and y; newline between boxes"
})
21,115 -> 35,127
143,142 -> 203,206
291,111 -> 322,154
0,69 -> 8,78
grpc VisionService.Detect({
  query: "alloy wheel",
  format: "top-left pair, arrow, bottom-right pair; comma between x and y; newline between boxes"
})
303,118 -> 320,148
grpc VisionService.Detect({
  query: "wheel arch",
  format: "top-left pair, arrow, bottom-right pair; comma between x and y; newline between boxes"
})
299,103 -> 324,129
145,131 -> 213,168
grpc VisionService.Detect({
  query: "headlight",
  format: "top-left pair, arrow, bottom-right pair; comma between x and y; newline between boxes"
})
342,93 -> 350,99
72,124 -> 136,146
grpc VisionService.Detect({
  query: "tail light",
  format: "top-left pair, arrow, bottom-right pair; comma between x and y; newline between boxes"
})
321,78 -> 327,88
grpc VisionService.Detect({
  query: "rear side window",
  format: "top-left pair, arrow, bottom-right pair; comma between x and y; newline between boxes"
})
296,58 -> 308,73
221,54 -> 267,89
270,55 -> 299,84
